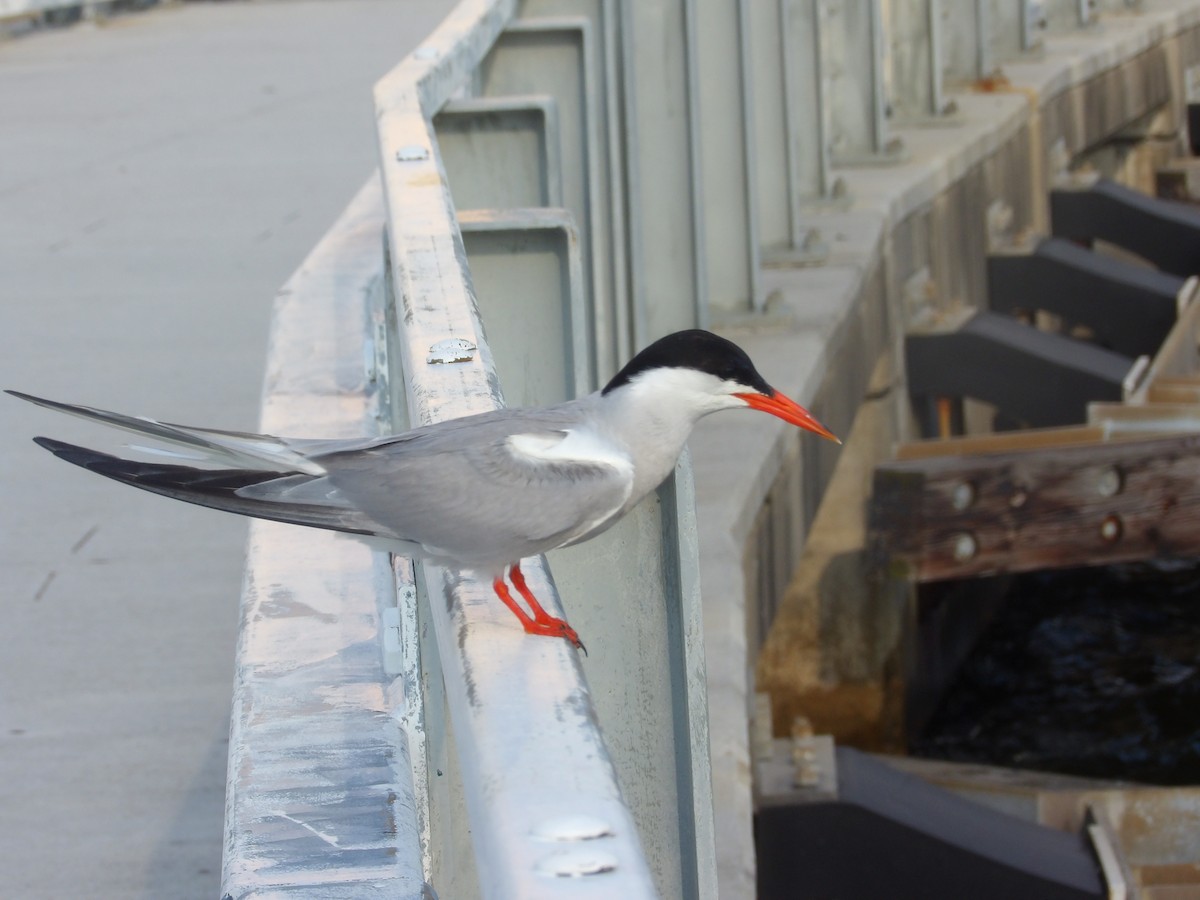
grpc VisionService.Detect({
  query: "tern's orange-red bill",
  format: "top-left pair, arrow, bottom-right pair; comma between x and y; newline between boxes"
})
736,390 -> 840,444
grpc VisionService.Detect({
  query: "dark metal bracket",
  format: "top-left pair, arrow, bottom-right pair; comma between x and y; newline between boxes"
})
988,236 -> 1184,358
906,310 -> 1135,436
1050,177 -> 1200,277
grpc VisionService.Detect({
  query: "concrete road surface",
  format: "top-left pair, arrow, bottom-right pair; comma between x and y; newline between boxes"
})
0,1 -> 451,896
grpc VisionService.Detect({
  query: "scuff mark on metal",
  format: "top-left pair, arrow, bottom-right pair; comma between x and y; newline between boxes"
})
272,811 -> 342,848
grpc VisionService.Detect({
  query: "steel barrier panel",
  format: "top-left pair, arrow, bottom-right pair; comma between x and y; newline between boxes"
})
459,208 -> 592,403
435,96 -> 564,208
981,0 -> 1043,64
517,0 -> 633,377
479,19 -> 612,382
1020,0 -> 1047,50
544,465 -> 717,900
749,0 -> 836,253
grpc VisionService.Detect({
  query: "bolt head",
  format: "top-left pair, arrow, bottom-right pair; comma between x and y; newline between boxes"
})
1100,515 -> 1123,543
1096,467 -> 1122,498
951,481 -> 975,511
952,532 -> 977,562
396,145 -> 430,162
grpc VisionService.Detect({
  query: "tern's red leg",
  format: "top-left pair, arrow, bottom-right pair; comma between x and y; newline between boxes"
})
492,564 -> 585,652
508,562 -> 555,623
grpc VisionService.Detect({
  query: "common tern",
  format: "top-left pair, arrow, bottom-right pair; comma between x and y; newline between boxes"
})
9,329 -> 838,650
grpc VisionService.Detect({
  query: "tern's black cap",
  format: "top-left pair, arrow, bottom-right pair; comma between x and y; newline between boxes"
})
602,329 -> 773,396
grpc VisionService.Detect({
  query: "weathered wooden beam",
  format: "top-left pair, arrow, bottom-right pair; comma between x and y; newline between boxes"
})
871,433 -> 1200,583
1089,400 -> 1200,435
894,426 -> 1108,462
1148,376 -> 1200,405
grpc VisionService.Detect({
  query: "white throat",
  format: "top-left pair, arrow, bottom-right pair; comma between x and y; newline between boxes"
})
593,367 -> 746,502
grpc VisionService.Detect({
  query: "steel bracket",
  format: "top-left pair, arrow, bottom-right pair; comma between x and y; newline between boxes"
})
906,309 -> 1134,435
1051,178 -> 1200,278
987,236 -> 1184,357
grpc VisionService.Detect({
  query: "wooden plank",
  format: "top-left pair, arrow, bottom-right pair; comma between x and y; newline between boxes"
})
1089,401 -> 1200,432
1153,375 -> 1200,387
894,426 -> 1108,461
1127,276 -> 1200,403
872,432 -> 1200,582
1148,380 -> 1200,404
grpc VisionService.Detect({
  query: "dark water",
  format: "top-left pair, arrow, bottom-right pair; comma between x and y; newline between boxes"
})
912,562 -> 1200,785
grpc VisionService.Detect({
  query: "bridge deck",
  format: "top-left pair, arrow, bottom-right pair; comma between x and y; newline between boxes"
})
0,3 -> 450,897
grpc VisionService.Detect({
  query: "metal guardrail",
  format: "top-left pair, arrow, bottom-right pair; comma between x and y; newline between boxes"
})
0,0 -> 160,28
372,5 -> 710,897
221,0 -> 1200,898
220,185 -> 429,899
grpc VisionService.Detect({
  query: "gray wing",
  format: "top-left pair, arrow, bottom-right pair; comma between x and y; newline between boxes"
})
316,411 -> 632,568
15,389 -> 630,567
29,437 -> 400,539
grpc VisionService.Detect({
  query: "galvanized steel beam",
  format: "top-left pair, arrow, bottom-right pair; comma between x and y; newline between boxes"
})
694,0 -> 762,315
619,0 -> 707,342
884,0 -> 947,122
822,0 -> 901,164
750,0 -> 835,259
